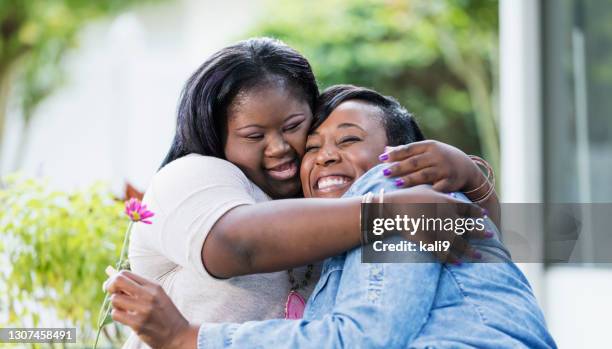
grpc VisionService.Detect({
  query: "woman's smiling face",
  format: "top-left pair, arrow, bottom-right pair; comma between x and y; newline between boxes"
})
224,79 -> 313,199
300,100 -> 388,199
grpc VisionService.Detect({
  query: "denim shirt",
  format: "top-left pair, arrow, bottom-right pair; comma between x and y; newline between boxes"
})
198,164 -> 557,349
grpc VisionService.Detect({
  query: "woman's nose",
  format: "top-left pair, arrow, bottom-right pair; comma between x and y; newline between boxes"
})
264,132 -> 291,158
316,146 -> 340,166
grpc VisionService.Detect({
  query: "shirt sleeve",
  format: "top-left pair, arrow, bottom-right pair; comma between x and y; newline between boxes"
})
150,155 -> 257,278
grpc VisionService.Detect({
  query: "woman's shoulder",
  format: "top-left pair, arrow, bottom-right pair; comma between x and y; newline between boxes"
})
148,154 -> 268,211
160,154 -> 244,176
154,154 -> 249,187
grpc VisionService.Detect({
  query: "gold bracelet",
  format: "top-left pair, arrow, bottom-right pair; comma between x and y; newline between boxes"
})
360,192 -> 374,245
378,188 -> 385,236
473,178 -> 496,204
468,156 -> 496,203
464,156 -> 493,194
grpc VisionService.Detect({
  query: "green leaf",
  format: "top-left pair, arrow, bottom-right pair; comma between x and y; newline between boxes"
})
102,311 -> 114,327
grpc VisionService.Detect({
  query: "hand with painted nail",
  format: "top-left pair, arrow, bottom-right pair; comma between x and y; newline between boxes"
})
379,140 -> 481,192
379,140 -> 500,227
386,185 -> 492,265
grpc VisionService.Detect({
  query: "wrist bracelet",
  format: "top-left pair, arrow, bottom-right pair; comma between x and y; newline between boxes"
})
361,192 -> 374,245
464,156 -> 493,194
473,178 -> 496,203
466,155 -> 496,203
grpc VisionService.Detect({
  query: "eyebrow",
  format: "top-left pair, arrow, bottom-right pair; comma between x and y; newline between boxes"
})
310,122 -> 365,135
337,122 -> 365,131
235,113 -> 306,131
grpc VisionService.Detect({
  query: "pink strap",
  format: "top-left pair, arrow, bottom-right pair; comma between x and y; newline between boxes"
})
285,291 -> 306,319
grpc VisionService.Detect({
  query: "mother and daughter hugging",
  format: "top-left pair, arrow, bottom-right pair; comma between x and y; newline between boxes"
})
103,38 -> 557,349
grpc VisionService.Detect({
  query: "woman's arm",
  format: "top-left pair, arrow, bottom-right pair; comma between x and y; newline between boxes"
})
204,196 -> 359,278
204,187 -> 466,278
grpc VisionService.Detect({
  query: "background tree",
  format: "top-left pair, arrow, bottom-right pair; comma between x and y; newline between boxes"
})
0,0 -> 163,171
248,0 -> 500,172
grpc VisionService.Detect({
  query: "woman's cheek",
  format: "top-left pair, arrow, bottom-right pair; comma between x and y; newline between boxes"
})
299,156 -> 314,197
349,147 -> 380,177
228,143 -> 266,182
291,129 -> 310,157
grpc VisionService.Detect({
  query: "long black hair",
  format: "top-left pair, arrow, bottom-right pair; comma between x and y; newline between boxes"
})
313,85 -> 425,146
160,37 -> 319,168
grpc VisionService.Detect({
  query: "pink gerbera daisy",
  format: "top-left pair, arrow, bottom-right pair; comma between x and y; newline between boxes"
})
124,198 -> 154,224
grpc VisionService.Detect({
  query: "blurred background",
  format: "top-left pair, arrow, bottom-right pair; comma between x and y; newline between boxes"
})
0,0 -> 610,347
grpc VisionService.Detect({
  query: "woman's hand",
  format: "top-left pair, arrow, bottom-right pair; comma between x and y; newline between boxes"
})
378,140 -> 483,192
103,270 -> 198,349
379,140 -> 500,226
385,185 -> 492,265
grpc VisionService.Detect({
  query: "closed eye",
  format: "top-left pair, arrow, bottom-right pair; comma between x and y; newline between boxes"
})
245,134 -> 264,140
305,145 -> 320,152
283,122 -> 302,132
339,136 -> 361,144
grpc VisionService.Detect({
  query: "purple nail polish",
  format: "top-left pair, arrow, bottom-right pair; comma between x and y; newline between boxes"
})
485,230 -> 494,238
472,251 -> 482,259
379,153 -> 389,161
452,260 -> 462,266
394,178 -> 405,187
383,168 -> 392,176
481,208 -> 489,217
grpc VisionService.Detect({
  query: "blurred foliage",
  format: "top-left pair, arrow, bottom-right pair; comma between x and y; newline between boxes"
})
0,0 -> 164,170
0,174 -> 127,347
248,0 -> 499,171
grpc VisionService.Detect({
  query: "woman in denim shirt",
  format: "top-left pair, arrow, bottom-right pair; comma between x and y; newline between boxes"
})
105,85 -> 556,348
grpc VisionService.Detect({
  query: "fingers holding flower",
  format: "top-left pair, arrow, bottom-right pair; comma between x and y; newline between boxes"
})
103,269 -> 196,349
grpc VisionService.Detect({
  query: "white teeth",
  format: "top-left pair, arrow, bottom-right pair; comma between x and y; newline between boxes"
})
317,176 -> 350,190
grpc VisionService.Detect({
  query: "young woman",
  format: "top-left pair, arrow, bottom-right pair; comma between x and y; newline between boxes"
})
106,85 -> 555,349
124,37 -> 496,348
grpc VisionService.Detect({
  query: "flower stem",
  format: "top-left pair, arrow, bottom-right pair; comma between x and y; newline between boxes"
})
93,294 -> 111,349
93,326 -> 102,349
116,221 -> 133,270
93,221 -> 134,349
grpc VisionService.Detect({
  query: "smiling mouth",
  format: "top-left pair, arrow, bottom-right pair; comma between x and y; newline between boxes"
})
266,160 -> 298,181
315,175 -> 353,193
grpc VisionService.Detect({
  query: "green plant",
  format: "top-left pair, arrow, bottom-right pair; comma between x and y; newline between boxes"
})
0,174 -> 127,347
247,0 -> 499,172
